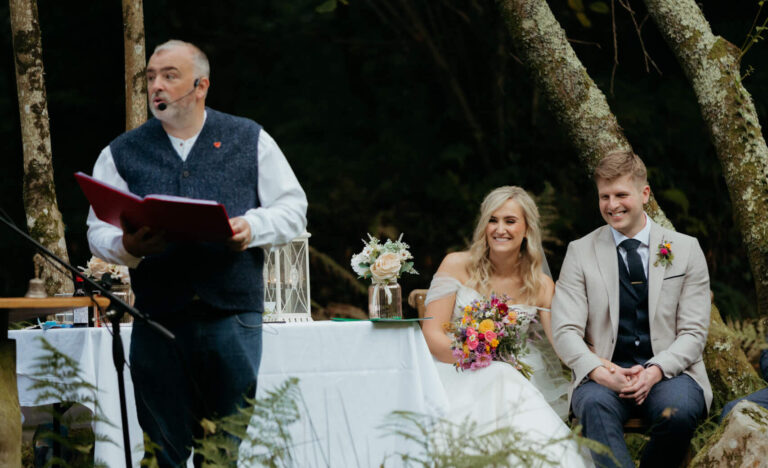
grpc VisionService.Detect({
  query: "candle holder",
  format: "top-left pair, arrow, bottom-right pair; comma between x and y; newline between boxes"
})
263,231 -> 312,322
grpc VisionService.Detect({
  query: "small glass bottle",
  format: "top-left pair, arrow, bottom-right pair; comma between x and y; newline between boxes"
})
72,276 -> 92,327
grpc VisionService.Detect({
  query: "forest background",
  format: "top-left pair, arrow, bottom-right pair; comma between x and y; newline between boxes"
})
0,0 -> 766,321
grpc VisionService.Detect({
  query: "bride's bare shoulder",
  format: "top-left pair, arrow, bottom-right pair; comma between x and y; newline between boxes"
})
436,251 -> 471,283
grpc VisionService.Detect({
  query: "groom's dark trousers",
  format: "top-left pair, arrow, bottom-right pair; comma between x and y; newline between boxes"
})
572,376 -> 705,468
571,250 -> 706,468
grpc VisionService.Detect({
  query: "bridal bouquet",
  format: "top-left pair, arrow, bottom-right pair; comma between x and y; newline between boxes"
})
448,294 -> 536,378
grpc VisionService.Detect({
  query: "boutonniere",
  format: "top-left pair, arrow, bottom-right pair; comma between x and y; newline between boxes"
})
654,240 -> 674,267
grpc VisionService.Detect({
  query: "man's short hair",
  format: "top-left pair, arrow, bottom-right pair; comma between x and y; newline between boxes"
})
153,39 -> 210,79
593,150 -> 648,186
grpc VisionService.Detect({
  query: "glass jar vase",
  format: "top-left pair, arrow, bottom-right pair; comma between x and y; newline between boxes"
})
368,281 -> 402,319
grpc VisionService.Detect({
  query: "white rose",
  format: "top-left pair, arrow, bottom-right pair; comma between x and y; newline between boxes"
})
351,253 -> 368,277
87,257 -> 111,278
369,252 -> 401,282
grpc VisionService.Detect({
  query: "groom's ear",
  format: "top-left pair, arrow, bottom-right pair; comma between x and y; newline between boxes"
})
641,184 -> 651,204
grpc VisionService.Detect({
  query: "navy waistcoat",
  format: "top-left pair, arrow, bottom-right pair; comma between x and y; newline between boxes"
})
611,253 -> 653,368
110,108 -> 264,316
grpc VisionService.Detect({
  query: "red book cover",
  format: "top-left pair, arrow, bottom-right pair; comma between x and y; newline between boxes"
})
75,172 -> 234,242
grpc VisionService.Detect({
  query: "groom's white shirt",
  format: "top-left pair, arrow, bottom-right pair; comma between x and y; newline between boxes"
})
611,213 -> 650,278
552,216 -> 713,411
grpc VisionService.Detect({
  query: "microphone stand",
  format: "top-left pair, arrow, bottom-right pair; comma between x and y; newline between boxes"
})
0,215 -> 174,468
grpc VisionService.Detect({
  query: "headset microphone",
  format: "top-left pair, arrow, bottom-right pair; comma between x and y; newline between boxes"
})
157,78 -> 200,111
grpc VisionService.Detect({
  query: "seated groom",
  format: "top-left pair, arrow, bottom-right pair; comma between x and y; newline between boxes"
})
552,151 -> 712,467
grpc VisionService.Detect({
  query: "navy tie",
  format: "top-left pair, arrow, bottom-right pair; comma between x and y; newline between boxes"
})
620,239 -> 646,286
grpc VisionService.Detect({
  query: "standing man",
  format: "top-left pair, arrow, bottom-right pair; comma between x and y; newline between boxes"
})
552,151 -> 711,467
87,39 -> 307,466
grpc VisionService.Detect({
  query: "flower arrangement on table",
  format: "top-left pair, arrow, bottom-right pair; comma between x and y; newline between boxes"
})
79,256 -> 130,288
447,294 -> 536,378
351,234 -> 418,318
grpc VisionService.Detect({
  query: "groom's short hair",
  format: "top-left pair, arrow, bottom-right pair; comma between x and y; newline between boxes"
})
593,150 -> 648,186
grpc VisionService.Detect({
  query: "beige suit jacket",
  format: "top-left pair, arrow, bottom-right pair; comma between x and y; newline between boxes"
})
552,219 -> 712,410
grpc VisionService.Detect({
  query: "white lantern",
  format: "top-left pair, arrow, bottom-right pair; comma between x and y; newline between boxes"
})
263,231 -> 312,322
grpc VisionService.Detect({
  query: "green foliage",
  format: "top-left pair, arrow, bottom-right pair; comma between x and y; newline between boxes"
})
380,411 -> 614,467
193,377 -> 303,468
725,317 -> 768,370
27,337 -> 114,468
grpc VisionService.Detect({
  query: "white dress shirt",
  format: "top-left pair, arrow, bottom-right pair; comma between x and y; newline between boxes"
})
86,114 -> 308,269
609,213 -> 651,278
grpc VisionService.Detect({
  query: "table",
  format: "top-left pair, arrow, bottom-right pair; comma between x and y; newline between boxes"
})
12,321 -> 449,467
1,297 -> 110,466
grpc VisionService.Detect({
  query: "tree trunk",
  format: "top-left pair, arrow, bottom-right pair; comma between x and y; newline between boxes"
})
10,0 -> 72,295
495,0 -> 761,403
495,0 -> 673,228
0,340 -> 21,468
643,0 -> 768,319
122,0 -> 147,130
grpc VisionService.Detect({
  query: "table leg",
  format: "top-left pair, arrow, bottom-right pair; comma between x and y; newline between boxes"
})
0,338 -> 22,467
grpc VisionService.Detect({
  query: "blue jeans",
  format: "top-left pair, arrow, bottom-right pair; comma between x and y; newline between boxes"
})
130,310 -> 263,467
720,387 -> 768,421
572,374 -> 705,468
720,349 -> 768,421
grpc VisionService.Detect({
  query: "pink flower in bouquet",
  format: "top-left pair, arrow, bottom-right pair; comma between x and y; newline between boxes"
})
467,334 -> 479,350
484,330 -> 497,342
466,327 -> 477,336
660,247 -> 669,256
476,354 -> 492,367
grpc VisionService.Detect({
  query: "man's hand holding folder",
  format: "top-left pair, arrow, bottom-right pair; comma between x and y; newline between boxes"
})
76,172 -> 235,244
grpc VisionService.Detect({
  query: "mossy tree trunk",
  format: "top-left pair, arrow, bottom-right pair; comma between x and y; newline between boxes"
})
495,0 -> 762,402
122,0 -> 147,131
10,0 -> 72,295
495,0 -> 673,227
0,340 -> 21,468
643,0 -> 768,319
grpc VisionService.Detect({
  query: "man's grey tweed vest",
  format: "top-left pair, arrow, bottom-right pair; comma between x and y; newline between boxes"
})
110,108 -> 264,317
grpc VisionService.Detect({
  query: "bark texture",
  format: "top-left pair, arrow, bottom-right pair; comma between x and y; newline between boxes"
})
10,0 -> 72,295
122,0 -> 147,130
0,341 -> 21,468
495,0 -> 673,229
495,0 -> 761,401
644,0 -> 768,318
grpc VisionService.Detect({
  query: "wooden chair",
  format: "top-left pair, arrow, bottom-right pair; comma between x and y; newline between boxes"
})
407,288 -> 428,320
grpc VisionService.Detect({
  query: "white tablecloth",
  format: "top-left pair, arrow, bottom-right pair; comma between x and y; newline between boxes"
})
11,321 -> 448,467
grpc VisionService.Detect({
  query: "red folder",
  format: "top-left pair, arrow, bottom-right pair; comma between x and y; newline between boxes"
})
75,172 -> 234,242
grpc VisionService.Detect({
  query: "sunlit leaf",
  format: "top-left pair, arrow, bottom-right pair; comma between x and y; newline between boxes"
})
568,0 -> 585,11
576,11 -> 592,28
315,0 -> 337,14
589,2 -> 610,14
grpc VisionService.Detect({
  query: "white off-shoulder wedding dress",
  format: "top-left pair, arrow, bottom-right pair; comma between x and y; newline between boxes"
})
426,274 -> 592,467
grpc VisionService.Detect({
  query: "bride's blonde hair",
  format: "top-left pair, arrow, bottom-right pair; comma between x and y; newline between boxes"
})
466,186 -> 545,303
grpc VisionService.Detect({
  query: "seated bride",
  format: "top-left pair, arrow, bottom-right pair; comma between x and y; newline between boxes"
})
421,186 -> 592,467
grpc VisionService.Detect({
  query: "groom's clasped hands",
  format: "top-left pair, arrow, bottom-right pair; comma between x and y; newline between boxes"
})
593,361 -> 663,405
